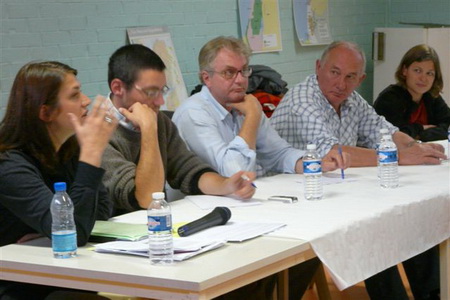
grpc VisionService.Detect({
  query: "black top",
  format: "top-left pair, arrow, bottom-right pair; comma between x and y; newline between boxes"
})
374,84 -> 450,141
0,150 -> 112,246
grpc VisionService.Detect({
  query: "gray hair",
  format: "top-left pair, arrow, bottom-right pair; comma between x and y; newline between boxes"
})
320,41 -> 366,74
198,36 -> 252,83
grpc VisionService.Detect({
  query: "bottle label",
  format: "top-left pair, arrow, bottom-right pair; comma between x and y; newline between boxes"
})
378,149 -> 398,164
303,160 -> 322,174
447,129 -> 450,142
52,231 -> 77,252
148,215 -> 172,232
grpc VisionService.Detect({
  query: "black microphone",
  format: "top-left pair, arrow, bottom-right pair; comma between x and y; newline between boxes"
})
177,207 -> 231,237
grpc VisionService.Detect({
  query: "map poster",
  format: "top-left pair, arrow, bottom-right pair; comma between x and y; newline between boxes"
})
127,26 -> 188,111
293,0 -> 332,46
239,0 -> 283,53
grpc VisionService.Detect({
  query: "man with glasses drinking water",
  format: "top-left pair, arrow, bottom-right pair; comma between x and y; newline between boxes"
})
101,44 -> 257,216
173,36 -> 348,178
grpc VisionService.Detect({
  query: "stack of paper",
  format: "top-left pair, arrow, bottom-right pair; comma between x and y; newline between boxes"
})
92,217 -> 286,261
93,220 -> 286,261
94,237 -> 226,261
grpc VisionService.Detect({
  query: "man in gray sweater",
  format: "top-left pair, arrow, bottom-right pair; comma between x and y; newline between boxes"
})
101,44 -> 256,215
101,43 -> 281,300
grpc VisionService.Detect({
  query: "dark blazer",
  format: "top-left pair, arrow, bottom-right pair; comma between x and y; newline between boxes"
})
374,84 -> 450,141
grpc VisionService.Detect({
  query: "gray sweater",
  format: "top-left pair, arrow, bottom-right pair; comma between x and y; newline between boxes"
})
102,112 -> 214,213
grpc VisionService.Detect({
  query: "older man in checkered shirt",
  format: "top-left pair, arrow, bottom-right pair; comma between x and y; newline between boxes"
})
271,40 -> 444,300
271,40 -> 445,167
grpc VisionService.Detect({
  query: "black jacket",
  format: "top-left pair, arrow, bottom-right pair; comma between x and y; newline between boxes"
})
374,84 -> 450,141
0,150 -> 112,246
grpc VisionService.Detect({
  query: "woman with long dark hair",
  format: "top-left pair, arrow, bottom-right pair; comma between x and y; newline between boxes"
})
0,61 -> 117,299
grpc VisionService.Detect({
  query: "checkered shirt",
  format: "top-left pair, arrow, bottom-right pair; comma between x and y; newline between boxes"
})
271,75 -> 397,157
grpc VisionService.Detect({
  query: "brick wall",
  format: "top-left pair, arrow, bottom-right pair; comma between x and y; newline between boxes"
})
2,0 -> 444,117
388,0 -> 450,26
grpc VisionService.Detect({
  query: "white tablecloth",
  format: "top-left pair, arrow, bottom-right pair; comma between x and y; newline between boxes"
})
114,145 -> 450,290
243,161 -> 450,289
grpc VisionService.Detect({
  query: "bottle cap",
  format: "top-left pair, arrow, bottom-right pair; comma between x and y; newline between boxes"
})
54,182 -> 66,192
382,134 -> 391,140
152,192 -> 165,200
306,144 -> 316,150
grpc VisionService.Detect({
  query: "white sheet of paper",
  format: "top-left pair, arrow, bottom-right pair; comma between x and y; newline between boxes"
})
296,173 -> 358,185
186,195 -> 261,210
180,221 -> 286,242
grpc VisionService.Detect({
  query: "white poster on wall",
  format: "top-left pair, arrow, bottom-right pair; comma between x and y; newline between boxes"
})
238,0 -> 283,53
127,26 -> 188,111
293,0 -> 332,46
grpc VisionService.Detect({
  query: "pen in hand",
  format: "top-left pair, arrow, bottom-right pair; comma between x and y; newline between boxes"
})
338,145 -> 345,179
241,174 -> 257,188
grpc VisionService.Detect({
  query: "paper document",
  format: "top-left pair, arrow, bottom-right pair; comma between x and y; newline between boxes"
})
94,221 -> 285,260
90,221 -> 147,242
184,221 -> 286,242
296,173 -> 357,185
94,237 -> 226,261
186,195 -> 261,210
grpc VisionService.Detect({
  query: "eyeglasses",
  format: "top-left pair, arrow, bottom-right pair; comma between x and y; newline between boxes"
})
134,84 -> 171,99
208,67 -> 253,80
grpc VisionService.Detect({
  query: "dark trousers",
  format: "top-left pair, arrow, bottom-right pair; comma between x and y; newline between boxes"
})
213,257 -> 320,300
289,257 -> 321,300
365,246 -> 440,300
0,281 -> 109,300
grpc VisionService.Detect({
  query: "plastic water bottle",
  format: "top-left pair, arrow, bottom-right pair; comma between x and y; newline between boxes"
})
447,125 -> 450,158
378,134 -> 399,188
376,128 -> 389,178
148,192 -> 173,264
303,144 -> 323,200
51,182 -> 77,258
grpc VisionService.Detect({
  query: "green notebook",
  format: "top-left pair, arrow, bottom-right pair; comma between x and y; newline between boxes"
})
90,221 -> 148,242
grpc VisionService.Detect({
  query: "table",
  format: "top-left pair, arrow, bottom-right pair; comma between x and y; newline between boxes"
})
118,160 -> 450,295
1,158 -> 449,299
0,234 -> 315,300
248,162 -> 449,291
